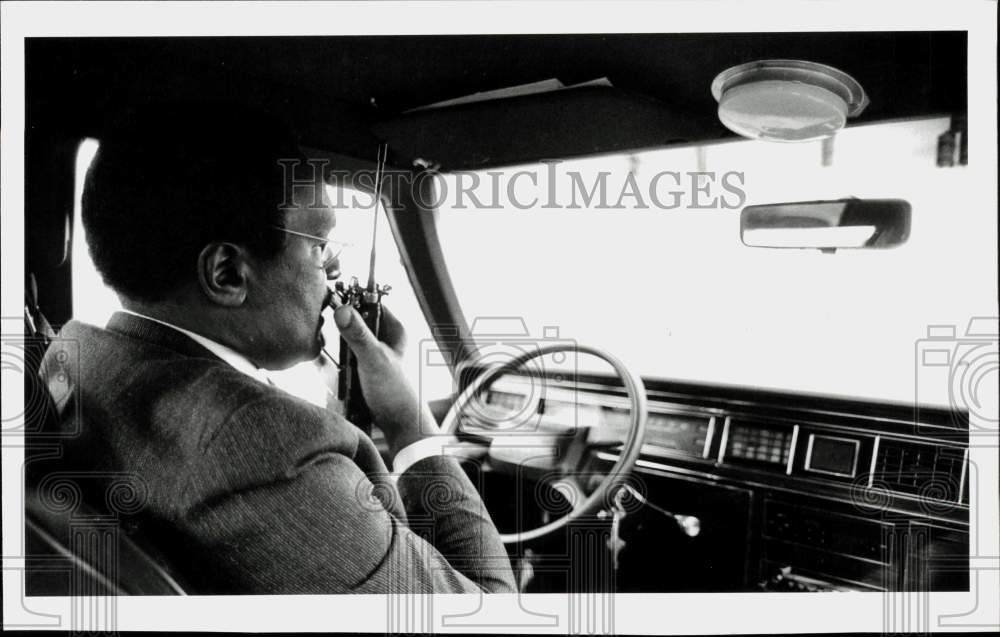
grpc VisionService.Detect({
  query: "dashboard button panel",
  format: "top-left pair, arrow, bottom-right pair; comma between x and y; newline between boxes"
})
719,418 -> 795,470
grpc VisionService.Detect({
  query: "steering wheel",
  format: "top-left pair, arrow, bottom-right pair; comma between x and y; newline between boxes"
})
440,343 -> 647,544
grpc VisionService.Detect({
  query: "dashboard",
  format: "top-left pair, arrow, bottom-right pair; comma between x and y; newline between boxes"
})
458,371 -> 970,593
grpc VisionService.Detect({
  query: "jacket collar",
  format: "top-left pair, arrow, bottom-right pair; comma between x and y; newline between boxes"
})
106,311 -> 224,361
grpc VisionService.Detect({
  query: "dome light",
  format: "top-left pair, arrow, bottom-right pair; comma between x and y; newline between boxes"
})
711,60 -> 869,142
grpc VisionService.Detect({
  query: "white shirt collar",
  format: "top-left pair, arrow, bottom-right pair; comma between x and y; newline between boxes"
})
118,309 -> 272,386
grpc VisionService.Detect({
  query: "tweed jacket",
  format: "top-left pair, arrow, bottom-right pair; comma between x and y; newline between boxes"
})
31,312 -> 516,594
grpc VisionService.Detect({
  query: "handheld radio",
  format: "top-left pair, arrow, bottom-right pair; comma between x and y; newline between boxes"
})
330,144 -> 390,435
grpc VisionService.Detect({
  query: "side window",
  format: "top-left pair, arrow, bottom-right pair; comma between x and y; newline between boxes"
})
71,138 -> 121,327
70,141 -> 452,405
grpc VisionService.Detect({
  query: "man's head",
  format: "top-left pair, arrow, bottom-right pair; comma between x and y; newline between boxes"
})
83,103 -> 339,369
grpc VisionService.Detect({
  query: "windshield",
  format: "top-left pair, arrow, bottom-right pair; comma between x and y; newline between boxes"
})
434,117 -> 996,407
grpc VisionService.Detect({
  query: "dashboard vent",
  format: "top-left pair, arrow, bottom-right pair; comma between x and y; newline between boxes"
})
875,440 -> 965,502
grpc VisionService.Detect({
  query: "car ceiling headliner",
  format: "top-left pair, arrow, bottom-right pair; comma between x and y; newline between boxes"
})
26,31 -> 966,169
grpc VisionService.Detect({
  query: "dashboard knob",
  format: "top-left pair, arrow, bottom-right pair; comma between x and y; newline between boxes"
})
675,515 -> 701,537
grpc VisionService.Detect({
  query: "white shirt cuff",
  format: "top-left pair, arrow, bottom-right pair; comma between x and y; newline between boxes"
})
392,435 -> 460,475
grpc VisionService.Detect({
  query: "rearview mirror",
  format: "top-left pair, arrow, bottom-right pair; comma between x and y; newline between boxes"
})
740,199 -> 911,251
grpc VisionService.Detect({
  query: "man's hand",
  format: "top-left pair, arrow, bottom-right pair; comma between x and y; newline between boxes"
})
333,303 -> 439,457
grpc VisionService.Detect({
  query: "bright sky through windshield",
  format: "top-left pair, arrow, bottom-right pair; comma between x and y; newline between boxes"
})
436,118 -> 997,408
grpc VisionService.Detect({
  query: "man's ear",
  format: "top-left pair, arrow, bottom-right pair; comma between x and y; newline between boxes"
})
197,243 -> 249,307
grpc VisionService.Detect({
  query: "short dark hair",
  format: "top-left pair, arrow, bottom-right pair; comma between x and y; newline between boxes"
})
82,102 -> 309,302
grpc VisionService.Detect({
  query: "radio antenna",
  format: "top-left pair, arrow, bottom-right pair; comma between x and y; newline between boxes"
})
367,143 -> 388,292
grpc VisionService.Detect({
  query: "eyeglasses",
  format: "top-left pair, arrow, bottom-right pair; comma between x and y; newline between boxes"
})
271,225 -> 353,270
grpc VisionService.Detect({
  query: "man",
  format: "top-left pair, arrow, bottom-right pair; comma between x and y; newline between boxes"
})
31,104 -> 516,593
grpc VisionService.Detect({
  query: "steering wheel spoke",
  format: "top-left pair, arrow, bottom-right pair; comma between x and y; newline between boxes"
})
543,471 -> 590,513
556,426 -> 593,474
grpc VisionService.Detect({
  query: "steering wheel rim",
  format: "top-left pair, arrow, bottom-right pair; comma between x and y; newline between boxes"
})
440,343 -> 647,544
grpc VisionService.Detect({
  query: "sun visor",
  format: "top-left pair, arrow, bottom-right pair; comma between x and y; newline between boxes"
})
374,86 -> 720,171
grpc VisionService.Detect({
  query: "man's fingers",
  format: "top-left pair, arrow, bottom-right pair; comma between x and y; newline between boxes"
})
333,303 -> 407,359
333,305 -> 379,355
